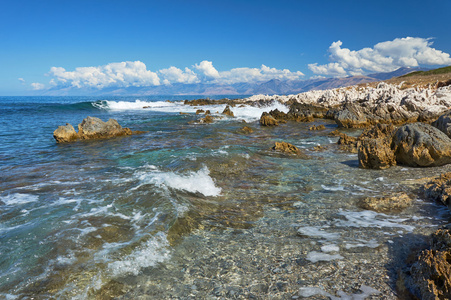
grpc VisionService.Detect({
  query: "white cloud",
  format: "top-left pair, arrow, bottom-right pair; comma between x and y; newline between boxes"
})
49,61 -> 160,89
194,60 -> 220,79
159,66 -> 199,85
43,60 -> 305,90
31,82 -> 45,90
219,64 -> 304,84
310,37 -> 451,76
18,78 -> 25,85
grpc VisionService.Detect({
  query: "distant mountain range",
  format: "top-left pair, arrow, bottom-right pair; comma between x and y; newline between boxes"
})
44,67 -> 429,96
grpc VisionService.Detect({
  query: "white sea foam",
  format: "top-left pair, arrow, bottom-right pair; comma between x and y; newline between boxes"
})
230,102 -> 289,122
321,184 -> 345,191
321,244 -> 340,252
137,166 -> 221,197
336,210 -> 415,231
345,239 -> 379,249
93,100 -> 179,111
306,251 -> 343,263
0,193 -> 38,206
297,226 -> 341,240
299,285 -> 381,299
108,232 -> 171,277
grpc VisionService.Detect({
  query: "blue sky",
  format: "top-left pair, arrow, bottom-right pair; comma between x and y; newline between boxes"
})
1,0 -> 451,95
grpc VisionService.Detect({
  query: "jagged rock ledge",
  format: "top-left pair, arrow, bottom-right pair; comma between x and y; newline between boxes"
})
53,116 -> 145,143
246,82 -> 451,128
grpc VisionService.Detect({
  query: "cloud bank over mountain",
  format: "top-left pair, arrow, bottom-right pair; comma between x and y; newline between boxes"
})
308,37 -> 451,76
30,37 -> 451,94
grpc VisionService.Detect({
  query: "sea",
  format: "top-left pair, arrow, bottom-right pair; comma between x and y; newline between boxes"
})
0,95 -> 450,299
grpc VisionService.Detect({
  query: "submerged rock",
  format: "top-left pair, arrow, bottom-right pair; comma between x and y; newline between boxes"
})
357,192 -> 411,213
309,125 -> 326,131
272,142 -> 301,156
53,116 -> 140,143
392,123 -> 451,167
238,126 -> 254,134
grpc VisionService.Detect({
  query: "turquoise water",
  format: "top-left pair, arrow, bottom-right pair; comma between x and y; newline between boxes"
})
0,96 -> 450,299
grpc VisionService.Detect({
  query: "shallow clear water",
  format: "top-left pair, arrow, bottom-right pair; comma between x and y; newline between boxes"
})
0,96 -> 449,299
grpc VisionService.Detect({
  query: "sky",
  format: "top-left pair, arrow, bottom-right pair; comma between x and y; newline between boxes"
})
1,0 -> 451,95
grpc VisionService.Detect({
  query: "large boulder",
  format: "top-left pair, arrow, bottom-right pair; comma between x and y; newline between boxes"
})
53,116 -> 138,143
392,123 -> 451,167
432,110 -> 451,138
78,117 -> 132,140
334,103 -> 370,128
53,123 -> 79,143
358,138 -> 396,169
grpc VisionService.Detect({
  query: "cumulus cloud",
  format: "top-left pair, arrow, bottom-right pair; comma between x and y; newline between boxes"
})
159,66 -> 199,85
309,37 -> 451,76
31,82 -> 45,90
194,60 -> 220,79
49,61 -> 160,89
43,60 -> 304,90
219,64 -> 304,84
18,78 -> 26,84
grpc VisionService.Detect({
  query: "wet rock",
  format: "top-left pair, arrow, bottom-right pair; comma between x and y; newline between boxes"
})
358,138 -> 396,169
392,123 -> 451,167
196,109 -> 205,114
360,123 -> 395,140
260,112 -> 279,126
437,79 -> 451,89
222,105 -> 234,117
421,172 -> 451,209
409,229 -> 451,300
272,142 -> 301,155
309,125 -> 326,131
432,110 -> 451,138
53,117 -> 139,143
337,134 -> 358,153
288,103 -> 329,120
357,192 -> 412,213
198,115 -> 214,124
238,126 -> 254,134
53,123 -> 78,143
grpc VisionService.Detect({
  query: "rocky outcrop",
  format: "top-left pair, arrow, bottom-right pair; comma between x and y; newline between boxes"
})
53,117 -> 140,143
357,192 -> 412,213
309,125 -> 325,131
247,82 -> 451,128
409,229 -> 451,300
238,126 -> 254,134
260,112 -> 279,126
337,134 -> 358,153
272,142 -> 302,156
222,105 -> 234,117
432,110 -> 451,138
358,124 -> 396,169
358,138 -> 396,169
392,123 -> 451,167
53,123 -> 79,143
421,172 -> 451,209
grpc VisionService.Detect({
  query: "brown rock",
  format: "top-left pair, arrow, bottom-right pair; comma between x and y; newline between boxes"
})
309,125 -> 326,131
272,142 -> 301,155
260,112 -> 279,126
357,192 -> 411,213
198,115 -> 214,124
53,123 -> 79,143
392,123 -> 451,167
360,123 -> 395,140
196,109 -> 205,114
358,138 -> 396,169
410,229 -> 451,300
53,117 -> 138,143
77,117 -> 132,140
432,110 -> 451,138
337,134 -> 358,153
238,126 -> 254,134
421,172 -> 451,209
222,105 -> 234,117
